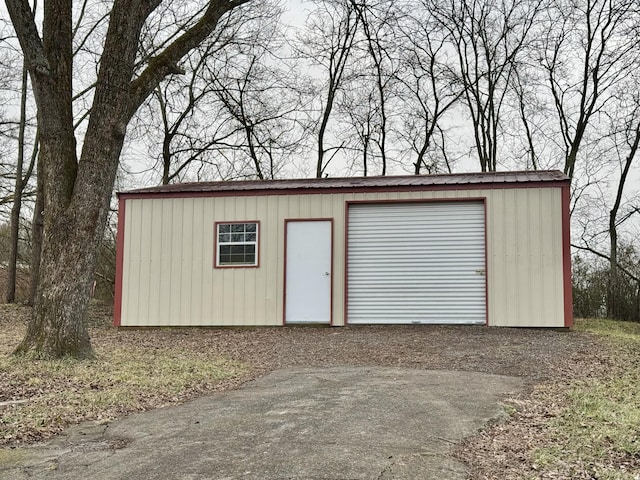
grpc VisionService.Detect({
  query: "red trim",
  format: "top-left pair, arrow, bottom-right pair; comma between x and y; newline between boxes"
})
213,220 -> 261,269
283,221 -> 287,326
346,196 -> 487,205
342,201 -> 350,327
282,220 -> 288,326
344,198 -> 488,326
283,218 -> 334,326
561,185 -> 573,328
343,202 -> 349,326
114,197 -> 126,327
483,199 -> 489,326
118,180 -> 571,201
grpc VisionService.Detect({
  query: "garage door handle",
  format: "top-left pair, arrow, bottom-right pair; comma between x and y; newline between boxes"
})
475,269 -> 485,276
325,272 -> 330,276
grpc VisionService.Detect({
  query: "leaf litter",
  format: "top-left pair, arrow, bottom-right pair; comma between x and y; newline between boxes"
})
2,303 -> 634,479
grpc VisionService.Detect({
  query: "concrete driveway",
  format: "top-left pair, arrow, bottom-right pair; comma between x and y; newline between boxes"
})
2,367 -> 523,480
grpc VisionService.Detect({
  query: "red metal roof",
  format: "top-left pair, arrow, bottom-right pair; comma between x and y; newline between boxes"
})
121,170 -> 569,195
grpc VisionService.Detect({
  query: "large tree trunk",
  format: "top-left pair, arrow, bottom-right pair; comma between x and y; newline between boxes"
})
18,214 -> 97,358
16,161 -> 117,357
15,132 -> 90,357
17,89 -> 130,357
14,0 -> 147,358
6,0 -> 249,358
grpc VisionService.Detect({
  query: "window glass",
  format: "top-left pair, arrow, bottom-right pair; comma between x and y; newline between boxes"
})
216,222 -> 258,267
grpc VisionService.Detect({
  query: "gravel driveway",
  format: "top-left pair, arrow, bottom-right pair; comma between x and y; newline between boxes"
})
103,322 -> 599,385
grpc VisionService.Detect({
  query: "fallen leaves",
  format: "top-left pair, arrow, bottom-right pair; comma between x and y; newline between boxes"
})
1,302 -> 624,480
457,320 -> 640,480
0,304 -> 246,445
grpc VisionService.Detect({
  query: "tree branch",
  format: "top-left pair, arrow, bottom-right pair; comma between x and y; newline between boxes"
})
571,243 -> 640,283
4,0 -> 48,75
128,0 -> 251,117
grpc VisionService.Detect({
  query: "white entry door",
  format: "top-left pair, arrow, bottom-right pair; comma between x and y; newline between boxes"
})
285,220 -> 332,324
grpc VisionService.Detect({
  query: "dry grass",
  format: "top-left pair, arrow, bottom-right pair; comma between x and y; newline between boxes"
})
530,320 -> 640,479
4,303 -> 636,479
0,304 -> 246,445
458,318 -> 640,480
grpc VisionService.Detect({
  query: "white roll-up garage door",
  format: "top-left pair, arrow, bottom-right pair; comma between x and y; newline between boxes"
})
347,201 -> 486,324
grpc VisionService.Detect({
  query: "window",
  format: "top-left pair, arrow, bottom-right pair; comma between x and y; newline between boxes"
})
216,222 -> 259,267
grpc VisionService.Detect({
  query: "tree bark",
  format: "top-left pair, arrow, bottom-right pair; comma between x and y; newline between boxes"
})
607,115 -> 640,319
608,218 -> 618,319
6,0 -> 250,358
28,157 -> 43,306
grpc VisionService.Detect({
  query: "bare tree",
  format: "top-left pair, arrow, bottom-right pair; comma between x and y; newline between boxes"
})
606,88 -> 640,318
209,55 -> 303,180
428,0 -> 545,171
349,0 -> 400,175
5,0 -> 251,358
295,0 -> 360,178
131,1 -> 302,184
538,0 -> 639,321
337,86 -> 378,176
395,3 -> 464,174
542,0 -> 637,179
0,14 -> 38,303
5,59 -> 37,303
206,5 -> 304,180
507,65 -> 537,169
145,45 -> 237,185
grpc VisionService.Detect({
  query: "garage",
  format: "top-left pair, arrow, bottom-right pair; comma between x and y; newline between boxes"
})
347,201 -> 486,325
115,170 -> 572,328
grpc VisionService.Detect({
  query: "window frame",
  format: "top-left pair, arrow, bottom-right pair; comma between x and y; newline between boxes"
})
214,221 -> 260,268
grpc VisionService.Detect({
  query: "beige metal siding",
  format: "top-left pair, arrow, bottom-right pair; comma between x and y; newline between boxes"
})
120,186 -> 564,327
485,188 -> 564,326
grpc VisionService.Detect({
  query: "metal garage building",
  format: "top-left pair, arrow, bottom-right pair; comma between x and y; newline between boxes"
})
114,170 -> 572,328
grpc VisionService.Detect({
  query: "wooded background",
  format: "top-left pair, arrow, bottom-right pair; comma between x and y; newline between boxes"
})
0,0 -> 638,356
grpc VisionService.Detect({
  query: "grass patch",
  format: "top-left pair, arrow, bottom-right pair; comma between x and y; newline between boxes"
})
1,349 -> 245,443
0,307 -> 247,445
532,319 -> 640,479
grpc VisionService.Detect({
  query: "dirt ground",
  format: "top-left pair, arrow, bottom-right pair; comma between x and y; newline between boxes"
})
105,319 -> 600,384
1,305 -> 607,479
